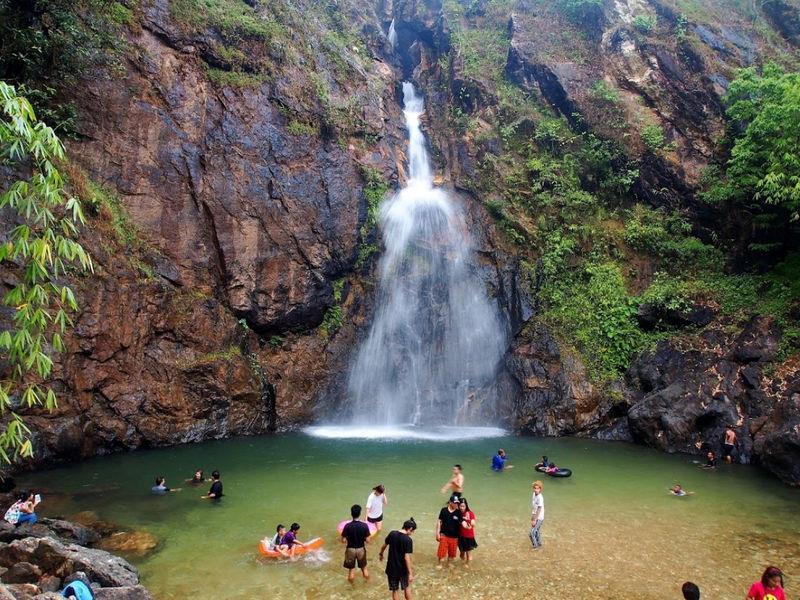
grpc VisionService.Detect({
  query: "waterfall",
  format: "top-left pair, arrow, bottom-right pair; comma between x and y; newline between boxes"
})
346,83 -> 506,427
388,19 -> 398,50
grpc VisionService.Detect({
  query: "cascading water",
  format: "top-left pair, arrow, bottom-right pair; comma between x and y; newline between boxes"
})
388,19 -> 398,50
343,82 -> 507,430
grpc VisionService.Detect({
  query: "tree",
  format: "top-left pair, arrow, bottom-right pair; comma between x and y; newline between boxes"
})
0,81 -> 92,463
721,63 -> 800,220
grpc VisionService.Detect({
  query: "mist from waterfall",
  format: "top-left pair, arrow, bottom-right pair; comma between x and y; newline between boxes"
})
346,82 -> 506,427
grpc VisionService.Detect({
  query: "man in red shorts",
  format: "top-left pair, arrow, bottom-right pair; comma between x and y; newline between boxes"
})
435,495 -> 462,567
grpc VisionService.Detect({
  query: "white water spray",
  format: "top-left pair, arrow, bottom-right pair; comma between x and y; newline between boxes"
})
345,83 -> 506,427
388,19 -> 398,50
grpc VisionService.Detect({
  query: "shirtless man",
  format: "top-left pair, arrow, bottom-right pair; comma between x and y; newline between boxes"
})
723,427 -> 738,463
440,465 -> 464,497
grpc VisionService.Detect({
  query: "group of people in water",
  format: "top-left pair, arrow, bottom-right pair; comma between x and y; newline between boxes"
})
251,446 -> 785,600
150,469 -> 223,500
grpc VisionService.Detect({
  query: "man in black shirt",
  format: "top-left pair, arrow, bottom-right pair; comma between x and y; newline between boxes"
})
202,470 -> 223,500
435,495 -> 462,566
379,518 -> 416,600
341,504 -> 371,583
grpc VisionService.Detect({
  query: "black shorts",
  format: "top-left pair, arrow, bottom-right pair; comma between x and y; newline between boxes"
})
723,443 -> 734,458
458,536 -> 478,552
367,514 -> 383,523
387,575 -> 409,591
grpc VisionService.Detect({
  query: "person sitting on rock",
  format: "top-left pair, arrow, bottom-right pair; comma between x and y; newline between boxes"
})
151,476 -> 181,495
3,490 -> 39,526
202,470 -> 223,500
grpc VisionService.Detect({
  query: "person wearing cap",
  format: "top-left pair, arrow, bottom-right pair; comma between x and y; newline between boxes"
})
379,518 -> 416,600
435,495 -> 462,566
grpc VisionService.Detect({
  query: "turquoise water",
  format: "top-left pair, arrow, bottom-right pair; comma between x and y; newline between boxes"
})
17,433 -> 800,599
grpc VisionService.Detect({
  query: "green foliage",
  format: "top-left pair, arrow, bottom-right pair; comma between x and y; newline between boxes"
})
715,63 -> 800,220
286,120 -> 318,136
0,0 -> 127,85
675,14 -> 689,40
177,345 -> 241,369
0,82 -> 93,463
588,80 -> 620,105
632,14 -> 657,33
543,261 -> 646,381
356,168 -> 389,268
84,180 -> 139,247
171,0 -> 286,43
205,67 -> 265,89
623,205 -> 723,269
267,335 -> 284,349
641,124 -> 667,151
319,278 -> 345,339
450,28 -> 510,84
554,0 -> 604,26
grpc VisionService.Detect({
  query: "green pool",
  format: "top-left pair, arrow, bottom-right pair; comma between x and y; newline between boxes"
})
17,431 -> 800,599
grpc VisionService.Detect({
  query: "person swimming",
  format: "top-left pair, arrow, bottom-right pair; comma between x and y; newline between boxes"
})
669,484 -> 693,497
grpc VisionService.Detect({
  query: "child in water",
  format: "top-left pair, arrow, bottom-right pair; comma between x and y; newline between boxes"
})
281,523 -> 306,558
668,484 -> 693,497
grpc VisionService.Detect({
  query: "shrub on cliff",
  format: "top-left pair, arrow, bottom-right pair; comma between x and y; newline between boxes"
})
706,63 -> 800,224
0,82 -> 92,463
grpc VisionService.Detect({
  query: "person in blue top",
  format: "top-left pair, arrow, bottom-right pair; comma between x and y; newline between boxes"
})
491,449 -> 513,471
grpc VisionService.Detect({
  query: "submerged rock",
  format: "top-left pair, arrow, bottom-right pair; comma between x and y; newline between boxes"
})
97,532 -> 159,557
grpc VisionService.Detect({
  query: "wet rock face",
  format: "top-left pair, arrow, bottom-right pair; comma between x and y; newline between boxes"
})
507,324 -> 603,436
76,28 -> 364,334
623,317 -> 800,484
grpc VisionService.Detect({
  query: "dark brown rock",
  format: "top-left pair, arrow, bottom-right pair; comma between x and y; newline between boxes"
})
94,586 -> 154,600
0,538 -> 138,588
0,563 -> 41,585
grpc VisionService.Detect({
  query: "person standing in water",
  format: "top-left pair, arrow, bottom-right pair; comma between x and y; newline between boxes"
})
440,464 -> 464,496
723,426 -> 738,464
435,495 -> 462,567
342,504 -> 371,584
379,518 -> 416,600
530,480 -> 544,549
457,497 -> 477,563
747,566 -> 786,600
366,485 -> 388,531
202,470 -> 223,500
151,477 -> 181,495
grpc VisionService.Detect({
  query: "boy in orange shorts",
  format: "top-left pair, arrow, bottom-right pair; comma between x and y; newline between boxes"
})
435,495 -> 461,567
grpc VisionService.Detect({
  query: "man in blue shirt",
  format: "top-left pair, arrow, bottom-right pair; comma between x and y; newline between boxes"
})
491,449 -> 513,471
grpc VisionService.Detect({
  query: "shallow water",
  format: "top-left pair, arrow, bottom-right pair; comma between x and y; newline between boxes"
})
18,433 -> 800,600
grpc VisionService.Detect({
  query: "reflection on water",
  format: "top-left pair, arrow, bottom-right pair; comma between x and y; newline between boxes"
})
18,435 -> 800,599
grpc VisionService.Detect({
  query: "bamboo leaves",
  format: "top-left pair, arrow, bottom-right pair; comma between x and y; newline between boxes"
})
0,81 -> 92,464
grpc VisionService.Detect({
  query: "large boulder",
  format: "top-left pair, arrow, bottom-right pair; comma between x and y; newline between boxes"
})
94,587 -> 154,600
0,538 -> 138,588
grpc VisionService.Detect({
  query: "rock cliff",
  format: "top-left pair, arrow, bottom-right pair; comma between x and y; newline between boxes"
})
1,0 -> 799,484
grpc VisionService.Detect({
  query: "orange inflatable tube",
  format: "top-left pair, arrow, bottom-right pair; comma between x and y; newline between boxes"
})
258,537 -> 324,558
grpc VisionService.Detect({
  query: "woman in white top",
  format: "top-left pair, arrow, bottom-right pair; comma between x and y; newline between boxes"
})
365,484 -> 388,531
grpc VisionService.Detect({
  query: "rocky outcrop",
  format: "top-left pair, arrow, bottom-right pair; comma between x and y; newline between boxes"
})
623,317 -> 800,484
507,324 -> 602,436
0,515 -> 155,599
